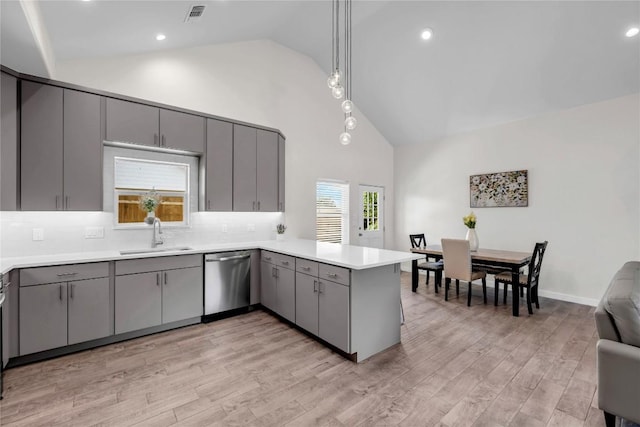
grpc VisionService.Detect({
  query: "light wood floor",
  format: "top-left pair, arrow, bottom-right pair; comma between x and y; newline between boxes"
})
0,272 -> 603,427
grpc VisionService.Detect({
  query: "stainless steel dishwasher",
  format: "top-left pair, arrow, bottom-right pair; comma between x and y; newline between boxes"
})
204,251 -> 251,319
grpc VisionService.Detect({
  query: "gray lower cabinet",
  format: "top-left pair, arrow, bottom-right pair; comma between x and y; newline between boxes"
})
294,259 -> 350,352
205,118 -> 233,211
115,272 -> 162,334
233,125 -> 281,212
19,262 -> 111,355
21,81 -> 102,211
318,279 -> 350,352
1,72 -> 18,211
260,251 -> 295,322
162,267 -> 203,324
295,272 -> 319,335
115,255 -> 203,335
106,98 -> 205,153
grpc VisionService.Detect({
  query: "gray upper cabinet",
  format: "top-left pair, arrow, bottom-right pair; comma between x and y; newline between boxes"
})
21,81 -> 63,211
233,125 -> 280,212
205,118 -> 233,211
160,109 -> 205,153
233,124 -> 258,211
63,89 -> 102,211
106,98 -> 204,153
21,81 -> 102,211
1,72 -> 18,211
278,135 -> 285,212
256,130 -> 279,212
106,98 -> 159,147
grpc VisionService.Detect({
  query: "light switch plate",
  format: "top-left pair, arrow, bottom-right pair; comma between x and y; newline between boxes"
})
32,228 -> 44,241
84,226 -> 104,239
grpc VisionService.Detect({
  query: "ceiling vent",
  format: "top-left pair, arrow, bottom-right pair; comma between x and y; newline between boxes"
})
185,5 -> 206,23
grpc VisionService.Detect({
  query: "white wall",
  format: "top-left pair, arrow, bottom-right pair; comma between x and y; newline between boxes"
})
54,39 -> 395,248
395,94 -> 640,305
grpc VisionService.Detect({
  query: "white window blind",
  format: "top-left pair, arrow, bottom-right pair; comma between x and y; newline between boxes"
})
114,157 -> 188,191
316,181 -> 349,244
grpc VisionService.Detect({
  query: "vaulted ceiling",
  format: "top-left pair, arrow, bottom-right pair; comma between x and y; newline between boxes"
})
2,1 -> 638,146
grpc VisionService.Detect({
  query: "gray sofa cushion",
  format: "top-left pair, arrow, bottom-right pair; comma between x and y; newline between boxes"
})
603,261 -> 640,348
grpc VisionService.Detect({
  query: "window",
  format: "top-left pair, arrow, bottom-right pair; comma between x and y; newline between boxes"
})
362,191 -> 379,231
114,157 -> 189,226
316,181 -> 349,244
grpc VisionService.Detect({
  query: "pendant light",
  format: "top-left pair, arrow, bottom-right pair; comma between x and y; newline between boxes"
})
328,0 -> 356,145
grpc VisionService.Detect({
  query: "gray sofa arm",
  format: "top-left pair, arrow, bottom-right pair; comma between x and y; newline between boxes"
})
597,339 -> 640,424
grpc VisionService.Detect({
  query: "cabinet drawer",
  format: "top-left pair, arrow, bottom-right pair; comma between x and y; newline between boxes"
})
116,254 -> 202,276
261,251 -> 294,270
319,264 -> 350,287
296,258 -> 319,276
20,262 -> 109,286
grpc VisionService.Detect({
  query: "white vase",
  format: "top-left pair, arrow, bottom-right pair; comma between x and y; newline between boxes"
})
276,234 -> 285,242
466,228 -> 479,252
144,211 -> 155,225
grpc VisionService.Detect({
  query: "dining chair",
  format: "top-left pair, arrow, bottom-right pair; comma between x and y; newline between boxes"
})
409,233 -> 444,290
494,241 -> 548,315
441,238 -> 487,306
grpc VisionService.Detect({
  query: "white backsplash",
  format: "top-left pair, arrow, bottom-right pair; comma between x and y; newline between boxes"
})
0,211 -> 284,258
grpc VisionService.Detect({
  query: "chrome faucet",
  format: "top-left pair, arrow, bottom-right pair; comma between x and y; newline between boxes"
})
152,217 -> 164,248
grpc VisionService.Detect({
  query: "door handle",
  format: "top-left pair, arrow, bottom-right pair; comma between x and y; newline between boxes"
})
162,134 -> 166,147
318,281 -> 323,294
65,196 -> 69,210
313,280 -> 318,293
156,273 -> 160,286
257,201 -> 261,211
59,284 -> 63,301
164,272 -> 168,285
252,201 -> 256,211
207,200 -> 211,210
218,254 -> 251,262
70,283 -> 74,299
55,195 -> 60,210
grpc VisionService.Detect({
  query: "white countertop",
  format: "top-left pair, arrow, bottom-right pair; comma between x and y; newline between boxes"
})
0,239 -> 422,275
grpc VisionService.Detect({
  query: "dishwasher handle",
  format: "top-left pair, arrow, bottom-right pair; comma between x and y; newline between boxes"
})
206,254 -> 251,262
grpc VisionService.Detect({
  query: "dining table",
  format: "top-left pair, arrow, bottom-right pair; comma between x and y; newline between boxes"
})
411,245 -> 532,317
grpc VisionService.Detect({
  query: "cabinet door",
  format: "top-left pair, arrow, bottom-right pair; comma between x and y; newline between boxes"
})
1,72 -> 18,211
162,267 -> 203,324
63,89 -> 102,211
21,81 -> 64,211
68,277 -> 111,345
276,266 -> 296,323
159,109 -> 205,153
260,261 -> 276,310
256,130 -> 279,212
233,124 -> 257,211
106,98 -> 159,147
295,272 -> 318,335
19,283 -> 67,355
205,119 -> 233,211
278,135 -> 285,212
2,283 -> 11,367
318,280 -> 350,352
115,272 -> 162,334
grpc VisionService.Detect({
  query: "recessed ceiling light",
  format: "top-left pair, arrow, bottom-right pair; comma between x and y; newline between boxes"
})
156,34 -> 166,41
420,28 -> 433,41
626,27 -> 639,38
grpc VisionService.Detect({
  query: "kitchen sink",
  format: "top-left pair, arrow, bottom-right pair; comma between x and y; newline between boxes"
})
119,246 -> 193,255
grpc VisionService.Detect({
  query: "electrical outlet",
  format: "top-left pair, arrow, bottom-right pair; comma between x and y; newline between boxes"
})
222,224 -> 228,233
32,228 -> 44,241
84,226 -> 104,239
247,223 -> 255,232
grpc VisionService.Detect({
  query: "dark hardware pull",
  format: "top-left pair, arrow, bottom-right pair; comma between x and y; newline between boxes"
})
59,284 -> 63,301
164,272 -> 168,285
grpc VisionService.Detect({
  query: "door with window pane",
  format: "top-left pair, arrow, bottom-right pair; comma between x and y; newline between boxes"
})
357,185 -> 384,249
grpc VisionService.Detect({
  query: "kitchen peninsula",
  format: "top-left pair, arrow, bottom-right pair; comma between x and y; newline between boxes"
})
0,239 -> 422,365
